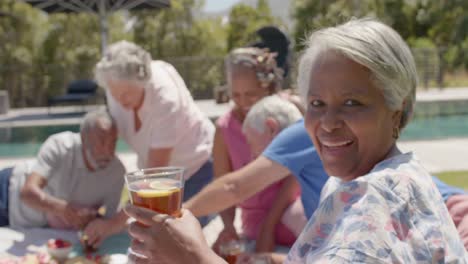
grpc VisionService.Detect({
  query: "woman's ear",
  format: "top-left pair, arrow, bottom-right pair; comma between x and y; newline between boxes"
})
265,117 -> 280,137
393,101 -> 406,128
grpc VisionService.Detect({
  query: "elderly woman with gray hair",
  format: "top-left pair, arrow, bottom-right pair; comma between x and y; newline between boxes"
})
94,41 -> 215,227
124,18 -> 467,263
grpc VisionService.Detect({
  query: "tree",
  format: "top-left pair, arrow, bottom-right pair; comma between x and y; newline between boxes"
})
132,0 -> 228,98
291,0 -> 468,87
226,0 -> 279,51
0,1 -> 129,107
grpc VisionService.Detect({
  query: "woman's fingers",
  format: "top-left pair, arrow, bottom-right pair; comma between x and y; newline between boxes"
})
130,239 -> 149,257
128,251 -> 150,264
128,221 -> 152,242
124,205 -> 159,226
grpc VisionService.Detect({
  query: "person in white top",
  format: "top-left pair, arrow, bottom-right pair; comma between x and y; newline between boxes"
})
0,109 -> 126,248
94,41 -> 215,226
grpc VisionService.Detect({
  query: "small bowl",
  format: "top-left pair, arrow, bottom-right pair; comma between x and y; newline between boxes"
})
47,239 -> 72,260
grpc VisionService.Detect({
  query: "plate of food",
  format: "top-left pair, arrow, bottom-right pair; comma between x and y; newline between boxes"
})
47,239 -> 72,261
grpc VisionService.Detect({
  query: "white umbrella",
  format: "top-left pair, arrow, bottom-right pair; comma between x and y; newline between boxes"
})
23,0 -> 170,53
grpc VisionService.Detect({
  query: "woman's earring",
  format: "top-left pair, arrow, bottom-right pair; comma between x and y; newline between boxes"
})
392,127 -> 400,139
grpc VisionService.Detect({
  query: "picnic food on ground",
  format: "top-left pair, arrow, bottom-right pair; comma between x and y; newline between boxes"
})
65,255 -> 110,264
47,239 -> 72,249
47,239 -> 72,260
0,253 -> 55,264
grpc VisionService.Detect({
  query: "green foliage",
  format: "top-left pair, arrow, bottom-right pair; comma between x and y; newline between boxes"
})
132,0 -> 227,98
0,0 -> 228,105
3,0 -> 468,107
227,0 -> 278,51
291,0 -> 468,86
0,1 -> 130,107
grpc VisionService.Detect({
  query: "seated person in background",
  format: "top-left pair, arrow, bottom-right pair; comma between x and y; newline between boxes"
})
0,109 -> 125,243
433,177 -> 468,249
214,95 -> 306,253
212,46 -> 302,253
124,18 -> 467,263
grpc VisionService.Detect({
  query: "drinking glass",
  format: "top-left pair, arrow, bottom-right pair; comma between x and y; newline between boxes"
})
219,240 -> 247,264
124,167 -> 185,261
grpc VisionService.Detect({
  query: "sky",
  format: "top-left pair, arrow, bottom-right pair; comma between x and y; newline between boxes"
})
203,0 -> 239,12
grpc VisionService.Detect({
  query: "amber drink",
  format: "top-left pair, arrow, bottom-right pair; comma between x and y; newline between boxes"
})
125,167 -> 185,217
219,240 -> 247,264
129,178 -> 183,217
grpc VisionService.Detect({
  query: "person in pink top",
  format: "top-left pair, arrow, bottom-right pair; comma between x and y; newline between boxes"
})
212,47 -> 305,253
242,96 -> 307,250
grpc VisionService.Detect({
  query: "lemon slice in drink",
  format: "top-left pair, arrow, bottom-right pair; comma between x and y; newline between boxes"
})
136,180 -> 178,198
136,189 -> 174,198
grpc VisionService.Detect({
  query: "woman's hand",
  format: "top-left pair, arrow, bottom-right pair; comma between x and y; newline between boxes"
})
82,218 -> 117,248
446,194 -> 468,250
53,203 -> 96,229
124,205 -> 224,264
212,225 -> 240,254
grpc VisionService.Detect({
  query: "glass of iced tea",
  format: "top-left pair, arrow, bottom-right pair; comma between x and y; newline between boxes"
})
125,167 -> 185,217
125,167 -> 185,262
219,240 -> 247,264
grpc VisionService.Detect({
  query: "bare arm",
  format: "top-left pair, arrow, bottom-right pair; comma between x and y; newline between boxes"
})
210,127 -> 240,250
21,172 -> 96,228
256,175 -> 301,252
20,172 -> 67,213
185,156 -> 290,217
212,127 -> 237,230
146,147 -> 173,168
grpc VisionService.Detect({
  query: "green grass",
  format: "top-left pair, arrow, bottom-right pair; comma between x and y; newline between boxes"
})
435,170 -> 468,190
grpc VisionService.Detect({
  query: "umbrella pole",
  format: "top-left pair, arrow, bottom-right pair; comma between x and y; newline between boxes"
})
98,0 -> 108,54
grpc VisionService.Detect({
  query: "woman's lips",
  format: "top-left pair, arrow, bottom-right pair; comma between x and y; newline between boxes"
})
319,139 -> 354,157
320,139 -> 354,148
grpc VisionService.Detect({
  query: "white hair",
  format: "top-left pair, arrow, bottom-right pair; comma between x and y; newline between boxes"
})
94,40 -> 152,88
80,108 -> 115,135
297,18 -> 418,129
243,95 -> 302,134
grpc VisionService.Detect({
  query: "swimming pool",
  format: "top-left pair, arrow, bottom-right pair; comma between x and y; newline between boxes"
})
0,113 -> 467,158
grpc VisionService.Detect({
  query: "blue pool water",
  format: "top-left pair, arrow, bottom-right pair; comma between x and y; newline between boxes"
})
0,114 -> 467,157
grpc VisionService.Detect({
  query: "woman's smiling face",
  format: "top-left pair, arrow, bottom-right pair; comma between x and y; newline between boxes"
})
305,52 -> 400,181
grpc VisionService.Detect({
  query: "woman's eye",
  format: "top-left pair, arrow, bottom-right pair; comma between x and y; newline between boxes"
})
344,99 -> 362,106
309,100 -> 323,107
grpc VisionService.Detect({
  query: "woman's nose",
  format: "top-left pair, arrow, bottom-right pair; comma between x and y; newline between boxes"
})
320,109 -> 343,132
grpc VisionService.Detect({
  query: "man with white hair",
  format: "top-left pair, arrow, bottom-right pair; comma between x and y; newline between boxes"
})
213,95 -> 306,253
243,96 -> 307,251
0,109 -> 125,247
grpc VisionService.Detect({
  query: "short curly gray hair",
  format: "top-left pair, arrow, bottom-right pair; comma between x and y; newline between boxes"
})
94,40 -> 152,88
226,47 -> 283,93
80,108 -> 115,135
298,18 -> 418,129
